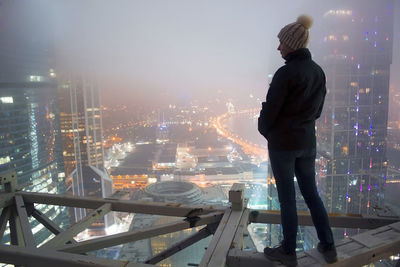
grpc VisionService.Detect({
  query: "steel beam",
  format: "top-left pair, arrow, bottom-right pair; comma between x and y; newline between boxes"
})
0,193 -> 15,209
43,203 -> 111,248
0,244 -> 152,267
0,207 -> 11,239
0,172 -> 18,193
31,208 -> 77,244
19,191 -> 224,217
145,226 -> 213,264
14,195 -> 35,247
31,208 -> 63,235
57,212 -> 223,254
249,210 -> 400,229
8,207 -> 24,246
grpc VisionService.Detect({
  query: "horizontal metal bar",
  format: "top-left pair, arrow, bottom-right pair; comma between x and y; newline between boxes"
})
0,244 -> 152,267
57,212 -> 224,254
18,191 -> 225,217
43,203 -> 111,248
145,226 -> 212,264
249,210 -> 400,229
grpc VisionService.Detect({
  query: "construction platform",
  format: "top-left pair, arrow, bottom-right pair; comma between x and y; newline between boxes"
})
1,172 -> 400,266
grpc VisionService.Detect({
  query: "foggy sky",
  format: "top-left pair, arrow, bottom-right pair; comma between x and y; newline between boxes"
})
1,0 -> 400,106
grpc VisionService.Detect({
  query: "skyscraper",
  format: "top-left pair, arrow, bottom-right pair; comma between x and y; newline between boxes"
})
59,75 -> 114,234
0,16 -> 68,244
314,0 -> 394,215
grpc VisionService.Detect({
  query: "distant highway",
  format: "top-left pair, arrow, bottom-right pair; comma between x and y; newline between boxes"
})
212,109 -> 268,162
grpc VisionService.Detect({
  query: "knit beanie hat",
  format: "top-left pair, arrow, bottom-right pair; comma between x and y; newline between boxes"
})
278,15 -> 313,50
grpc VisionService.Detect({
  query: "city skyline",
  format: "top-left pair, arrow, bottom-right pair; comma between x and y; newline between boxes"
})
1,1 -> 400,265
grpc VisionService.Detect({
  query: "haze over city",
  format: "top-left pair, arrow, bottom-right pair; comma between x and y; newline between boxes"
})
1,1 -> 400,266
1,0 -> 399,105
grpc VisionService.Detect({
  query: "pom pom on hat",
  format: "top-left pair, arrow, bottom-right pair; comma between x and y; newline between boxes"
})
297,15 -> 313,30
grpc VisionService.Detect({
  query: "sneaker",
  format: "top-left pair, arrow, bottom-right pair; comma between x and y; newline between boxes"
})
264,246 -> 298,267
317,243 -> 338,263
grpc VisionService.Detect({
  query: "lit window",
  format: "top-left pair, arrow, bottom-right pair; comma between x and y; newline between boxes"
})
0,96 -> 13,104
350,82 -> 358,87
29,75 -> 43,82
324,9 -> 353,17
0,156 -> 11,165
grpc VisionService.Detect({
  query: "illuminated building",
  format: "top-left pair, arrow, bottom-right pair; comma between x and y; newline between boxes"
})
315,0 -> 394,215
59,76 -> 114,233
0,30 -> 68,243
110,174 -> 151,189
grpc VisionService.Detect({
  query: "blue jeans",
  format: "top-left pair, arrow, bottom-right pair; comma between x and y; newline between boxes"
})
269,148 -> 334,253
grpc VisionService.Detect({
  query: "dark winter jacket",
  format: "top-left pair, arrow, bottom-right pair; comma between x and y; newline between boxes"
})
258,48 -> 326,151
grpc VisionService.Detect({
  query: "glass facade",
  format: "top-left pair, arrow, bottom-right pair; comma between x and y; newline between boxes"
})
0,38 -> 69,244
59,76 -> 114,233
314,0 -> 394,215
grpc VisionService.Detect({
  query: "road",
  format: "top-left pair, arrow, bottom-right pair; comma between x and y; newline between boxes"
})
212,109 -> 268,162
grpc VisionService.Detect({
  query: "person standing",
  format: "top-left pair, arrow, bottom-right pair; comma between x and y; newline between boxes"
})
258,15 -> 337,266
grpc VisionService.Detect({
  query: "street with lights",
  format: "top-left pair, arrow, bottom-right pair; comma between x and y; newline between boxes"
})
212,109 -> 269,163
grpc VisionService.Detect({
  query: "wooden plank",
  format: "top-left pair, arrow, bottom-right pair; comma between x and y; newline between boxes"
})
229,183 -> 244,210
351,233 -> 385,248
0,207 -> 11,239
18,191 -> 224,217
329,239 -> 400,266
375,228 -> 400,242
226,249 -> 275,267
249,209 -> 400,229
390,221 -> 400,232
297,222 -> 400,267
43,203 -> 111,248
231,208 -> 250,250
58,212 -> 223,254
336,240 -> 365,258
206,207 -> 243,267
304,248 -> 328,264
0,244 -> 150,267
199,208 -> 231,267
14,195 -> 35,247
296,252 -> 321,267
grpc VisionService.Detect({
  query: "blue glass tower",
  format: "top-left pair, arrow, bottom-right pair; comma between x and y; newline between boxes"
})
314,0 -> 394,215
0,5 -> 69,245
